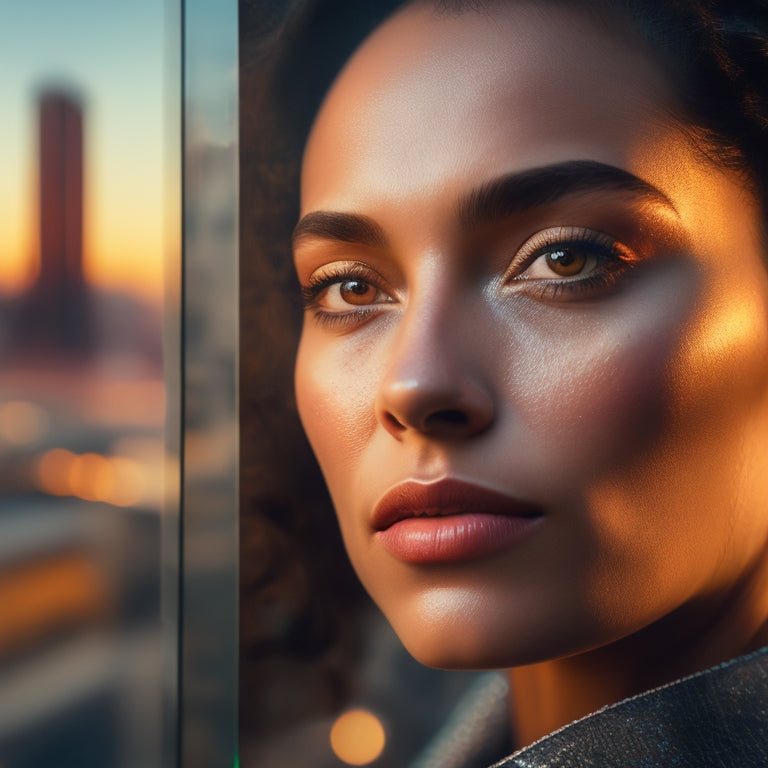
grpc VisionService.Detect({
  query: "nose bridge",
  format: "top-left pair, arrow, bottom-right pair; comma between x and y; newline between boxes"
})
389,295 -> 450,389
376,284 -> 495,438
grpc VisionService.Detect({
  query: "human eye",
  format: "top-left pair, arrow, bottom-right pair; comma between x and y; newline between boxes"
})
506,226 -> 639,302
300,262 -> 396,327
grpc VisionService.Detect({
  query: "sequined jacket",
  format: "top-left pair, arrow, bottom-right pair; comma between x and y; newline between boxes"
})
410,646 -> 768,768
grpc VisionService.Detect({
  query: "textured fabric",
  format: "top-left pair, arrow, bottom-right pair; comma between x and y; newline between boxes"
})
409,672 -> 511,768
493,646 -> 768,768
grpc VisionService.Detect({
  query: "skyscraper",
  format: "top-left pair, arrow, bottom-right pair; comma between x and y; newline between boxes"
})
38,90 -> 85,298
17,88 -> 93,358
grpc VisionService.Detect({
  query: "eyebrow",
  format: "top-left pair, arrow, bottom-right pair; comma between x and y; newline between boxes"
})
459,160 -> 676,227
292,210 -> 388,248
293,160 -> 676,247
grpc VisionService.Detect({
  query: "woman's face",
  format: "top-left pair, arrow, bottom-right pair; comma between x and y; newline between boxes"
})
293,1 -> 768,668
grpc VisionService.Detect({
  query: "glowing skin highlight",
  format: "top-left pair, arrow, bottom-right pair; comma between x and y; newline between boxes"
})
294,1 -> 768,744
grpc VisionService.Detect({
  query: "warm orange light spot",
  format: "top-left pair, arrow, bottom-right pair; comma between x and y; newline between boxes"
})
37,448 -> 77,496
0,553 -> 108,656
106,456 -> 145,507
330,709 -> 386,766
0,400 -> 49,446
37,448 -> 148,506
69,453 -> 113,501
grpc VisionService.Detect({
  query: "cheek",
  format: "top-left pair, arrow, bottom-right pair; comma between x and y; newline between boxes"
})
506,261 -> 698,488
502,256 -> 768,620
295,325 -> 382,497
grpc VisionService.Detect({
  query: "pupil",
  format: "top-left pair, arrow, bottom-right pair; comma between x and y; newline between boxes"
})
550,249 -> 574,266
343,280 -> 369,295
545,247 -> 587,276
339,279 -> 376,306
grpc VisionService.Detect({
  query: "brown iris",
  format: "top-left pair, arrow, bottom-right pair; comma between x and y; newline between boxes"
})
545,247 -> 588,277
340,279 -> 377,305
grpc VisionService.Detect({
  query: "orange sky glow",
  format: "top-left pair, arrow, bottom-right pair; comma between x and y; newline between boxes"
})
0,114 -> 167,301
1,0 -> 168,303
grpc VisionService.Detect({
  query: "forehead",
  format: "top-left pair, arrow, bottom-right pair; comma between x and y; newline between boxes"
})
300,1 -> 682,215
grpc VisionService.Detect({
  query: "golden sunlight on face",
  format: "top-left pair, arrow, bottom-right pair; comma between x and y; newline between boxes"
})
294,2 -> 768,668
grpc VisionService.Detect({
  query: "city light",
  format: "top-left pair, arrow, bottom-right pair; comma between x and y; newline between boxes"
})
0,553 -> 107,656
0,400 -> 50,446
36,448 -> 149,507
329,709 -> 387,766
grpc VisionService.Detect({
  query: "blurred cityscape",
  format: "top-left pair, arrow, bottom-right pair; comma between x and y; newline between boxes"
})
0,87 -> 166,768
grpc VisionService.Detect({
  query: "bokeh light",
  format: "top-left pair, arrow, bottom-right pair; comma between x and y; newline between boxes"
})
37,448 -> 77,496
0,400 -> 50,446
330,709 -> 386,766
0,553 -> 107,656
69,452 -> 114,502
106,456 -> 145,507
36,448 -> 149,506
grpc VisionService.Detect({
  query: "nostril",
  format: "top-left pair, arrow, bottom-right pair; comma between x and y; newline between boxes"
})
383,412 -> 406,432
377,379 -> 494,438
424,409 -> 469,429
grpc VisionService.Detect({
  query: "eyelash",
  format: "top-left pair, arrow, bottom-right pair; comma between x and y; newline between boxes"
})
506,226 -> 636,301
301,263 -> 391,327
301,227 -> 637,326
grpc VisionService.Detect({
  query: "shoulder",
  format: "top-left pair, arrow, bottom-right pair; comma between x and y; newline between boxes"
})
493,646 -> 768,768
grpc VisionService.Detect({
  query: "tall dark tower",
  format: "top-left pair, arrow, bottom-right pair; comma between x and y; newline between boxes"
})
18,89 -> 93,358
38,91 -> 85,296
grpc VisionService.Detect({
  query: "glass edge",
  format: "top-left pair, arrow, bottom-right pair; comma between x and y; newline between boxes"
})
180,0 -> 239,765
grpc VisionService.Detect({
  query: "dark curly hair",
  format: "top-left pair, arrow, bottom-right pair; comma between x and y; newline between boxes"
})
239,0 -> 768,745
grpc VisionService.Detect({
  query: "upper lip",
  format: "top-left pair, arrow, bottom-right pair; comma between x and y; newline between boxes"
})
371,478 -> 544,531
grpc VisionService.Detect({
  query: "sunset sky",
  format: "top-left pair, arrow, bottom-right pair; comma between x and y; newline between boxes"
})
0,0 -> 166,299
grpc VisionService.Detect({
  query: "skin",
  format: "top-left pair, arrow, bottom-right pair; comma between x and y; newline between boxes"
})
293,0 -> 768,746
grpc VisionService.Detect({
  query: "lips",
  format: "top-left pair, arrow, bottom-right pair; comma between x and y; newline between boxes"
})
371,478 -> 543,563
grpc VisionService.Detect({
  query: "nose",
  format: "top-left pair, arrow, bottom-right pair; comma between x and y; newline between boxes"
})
375,310 -> 495,440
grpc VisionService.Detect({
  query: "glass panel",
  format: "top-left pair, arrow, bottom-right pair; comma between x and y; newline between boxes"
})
0,2 -> 179,767
181,1 -> 239,767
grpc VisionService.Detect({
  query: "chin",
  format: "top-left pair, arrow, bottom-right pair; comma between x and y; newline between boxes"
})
376,584 -> 606,671
397,635 -> 520,671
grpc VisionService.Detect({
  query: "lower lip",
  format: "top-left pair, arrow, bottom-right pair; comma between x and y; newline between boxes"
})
376,513 -> 542,564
